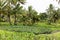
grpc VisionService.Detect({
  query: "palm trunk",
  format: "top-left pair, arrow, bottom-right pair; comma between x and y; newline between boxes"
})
0,13 -> 1,25
8,13 -> 11,25
14,13 -> 17,25
0,13 -> 1,22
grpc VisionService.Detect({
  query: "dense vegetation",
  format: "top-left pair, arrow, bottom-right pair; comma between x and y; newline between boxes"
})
0,0 -> 60,25
0,0 -> 60,40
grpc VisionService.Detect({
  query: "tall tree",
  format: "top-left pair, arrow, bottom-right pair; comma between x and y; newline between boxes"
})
12,3 -> 23,25
10,0 -> 26,25
28,6 -> 38,25
0,0 -> 7,22
52,10 -> 59,23
28,6 -> 33,25
47,4 -> 55,24
31,10 -> 38,24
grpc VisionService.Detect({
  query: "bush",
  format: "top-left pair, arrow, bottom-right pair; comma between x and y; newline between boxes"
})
39,27 -> 52,34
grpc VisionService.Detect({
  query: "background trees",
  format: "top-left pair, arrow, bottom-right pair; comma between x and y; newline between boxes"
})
0,0 -> 60,25
39,13 -> 47,22
47,4 -> 55,24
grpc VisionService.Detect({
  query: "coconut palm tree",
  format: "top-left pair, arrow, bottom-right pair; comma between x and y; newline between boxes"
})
0,0 -> 7,22
28,6 -> 38,25
47,4 -> 55,24
52,10 -> 59,23
0,0 -> 13,25
5,0 -> 26,25
12,3 -> 23,25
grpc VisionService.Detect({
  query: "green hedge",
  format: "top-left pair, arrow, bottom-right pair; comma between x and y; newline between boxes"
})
0,26 -> 52,34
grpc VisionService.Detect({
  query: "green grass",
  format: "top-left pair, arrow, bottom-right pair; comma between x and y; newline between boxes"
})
0,30 -> 60,40
0,30 -> 34,40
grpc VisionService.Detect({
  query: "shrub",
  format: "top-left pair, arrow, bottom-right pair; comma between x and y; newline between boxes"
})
39,27 -> 52,34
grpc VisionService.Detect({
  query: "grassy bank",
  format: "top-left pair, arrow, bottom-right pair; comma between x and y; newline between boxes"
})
0,30 -> 60,40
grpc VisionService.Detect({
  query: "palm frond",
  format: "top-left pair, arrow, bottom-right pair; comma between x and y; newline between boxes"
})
1,0 -> 7,7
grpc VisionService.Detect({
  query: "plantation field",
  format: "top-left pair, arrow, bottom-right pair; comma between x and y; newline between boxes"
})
0,22 -> 60,34
0,25 -> 60,34
0,22 -> 60,40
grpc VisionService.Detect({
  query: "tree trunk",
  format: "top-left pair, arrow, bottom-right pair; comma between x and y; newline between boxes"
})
8,13 -> 11,25
14,13 -> 17,25
0,13 -> 1,25
0,13 -> 1,22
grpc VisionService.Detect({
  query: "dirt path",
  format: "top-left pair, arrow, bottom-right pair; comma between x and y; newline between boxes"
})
52,30 -> 60,34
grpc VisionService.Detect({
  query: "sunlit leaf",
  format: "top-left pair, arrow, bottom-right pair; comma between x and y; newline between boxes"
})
11,0 -> 17,5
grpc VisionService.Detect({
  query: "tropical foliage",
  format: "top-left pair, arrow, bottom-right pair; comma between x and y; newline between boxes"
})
0,0 -> 60,40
